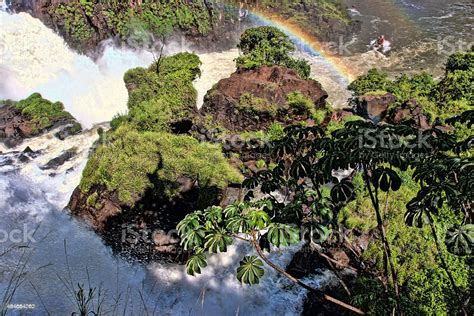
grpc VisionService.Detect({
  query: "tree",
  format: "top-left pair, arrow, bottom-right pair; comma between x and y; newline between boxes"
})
177,201 -> 365,314
177,51 -> 473,315
236,26 -> 311,78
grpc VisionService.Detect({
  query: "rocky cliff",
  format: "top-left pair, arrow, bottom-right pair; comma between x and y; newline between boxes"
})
9,0 -> 360,56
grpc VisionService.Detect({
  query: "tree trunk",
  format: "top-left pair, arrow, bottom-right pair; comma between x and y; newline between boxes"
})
363,165 -> 401,314
427,215 -> 458,292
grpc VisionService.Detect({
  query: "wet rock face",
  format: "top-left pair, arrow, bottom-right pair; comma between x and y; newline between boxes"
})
67,179 -> 228,263
354,93 -> 396,123
200,66 -> 328,132
10,1 -> 360,56
41,147 -> 78,170
0,105 -> 32,148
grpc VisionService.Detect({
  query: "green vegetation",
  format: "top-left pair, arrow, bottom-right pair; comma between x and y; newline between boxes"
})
236,26 -> 311,79
237,93 -> 278,117
325,114 -> 364,134
178,51 -> 473,315
123,53 -> 201,132
238,122 -> 286,142
349,50 -> 473,124
348,69 -> 437,107
285,91 -> 330,123
437,50 -> 474,103
49,1 -> 213,50
80,124 -> 242,205
14,93 -> 74,132
286,91 -> 314,114
341,172 -> 470,315
79,53 -> 241,206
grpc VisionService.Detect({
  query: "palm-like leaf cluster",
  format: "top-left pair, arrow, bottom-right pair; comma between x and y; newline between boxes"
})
177,200 -> 300,284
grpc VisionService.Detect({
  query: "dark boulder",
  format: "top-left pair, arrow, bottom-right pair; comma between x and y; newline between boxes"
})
41,147 -> 78,170
200,66 -> 328,132
67,177 -> 222,263
354,93 -> 396,123
55,122 -> 83,140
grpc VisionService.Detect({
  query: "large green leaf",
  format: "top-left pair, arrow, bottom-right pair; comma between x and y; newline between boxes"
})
204,229 -> 233,253
180,228 -> 206,251
224,203 -> 245,218
267,224 -> 300,247
309,224 -> 331,243
246,210 -> 270,229
404,208 -> 427,228
186,252 -> 207,276
205,206 -> 223,225
236,256 -> 265,285
226,216 -> 250,234
290,156 -> 312,179
177,212 -> 202,236
445,224 -> 474,256
331,180 -> 354,203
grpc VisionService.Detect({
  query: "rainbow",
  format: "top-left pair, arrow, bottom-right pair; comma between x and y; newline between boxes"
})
235,7 -> 359,84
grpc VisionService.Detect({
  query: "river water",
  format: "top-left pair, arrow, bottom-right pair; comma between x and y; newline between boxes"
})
0,0 -> 471,314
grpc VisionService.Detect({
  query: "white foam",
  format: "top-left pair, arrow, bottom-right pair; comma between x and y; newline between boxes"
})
0,12 -> 154,128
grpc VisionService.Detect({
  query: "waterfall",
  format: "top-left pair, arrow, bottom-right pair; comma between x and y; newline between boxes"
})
0,10 -> 337,315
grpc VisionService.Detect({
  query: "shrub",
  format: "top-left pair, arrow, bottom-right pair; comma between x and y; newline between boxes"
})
348,68 -> 393,96
235,26 -> 311,79
237,93 -> 278,117
124,52 -> 201,132
286,91 -> 314,115
80,125 -> 242,205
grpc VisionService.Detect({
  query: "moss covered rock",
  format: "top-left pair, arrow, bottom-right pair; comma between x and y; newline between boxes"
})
69,53 -> 242,261
79,124 -> 242,207
0,93 -> 80,148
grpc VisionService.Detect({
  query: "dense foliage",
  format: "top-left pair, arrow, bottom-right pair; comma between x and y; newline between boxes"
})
178,51 -> 473,315
80,124 -> 242,205
14,93 -> 74,132
80,53 -> 241,206
348,49 -> 473,124
236,26 -> 311,78
49,0 -> 213,49
122,52 -> 201,132
39,0 -> 355,53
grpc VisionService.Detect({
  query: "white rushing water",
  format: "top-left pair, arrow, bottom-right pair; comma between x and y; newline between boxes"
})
0,10 -> 338,315
0,12 -> 240,127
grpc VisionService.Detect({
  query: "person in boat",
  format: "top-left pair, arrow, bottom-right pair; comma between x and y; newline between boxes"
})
376,35 -> 385,47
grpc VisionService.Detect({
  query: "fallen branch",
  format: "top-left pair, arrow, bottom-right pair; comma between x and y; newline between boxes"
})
250,233 -> 365,315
